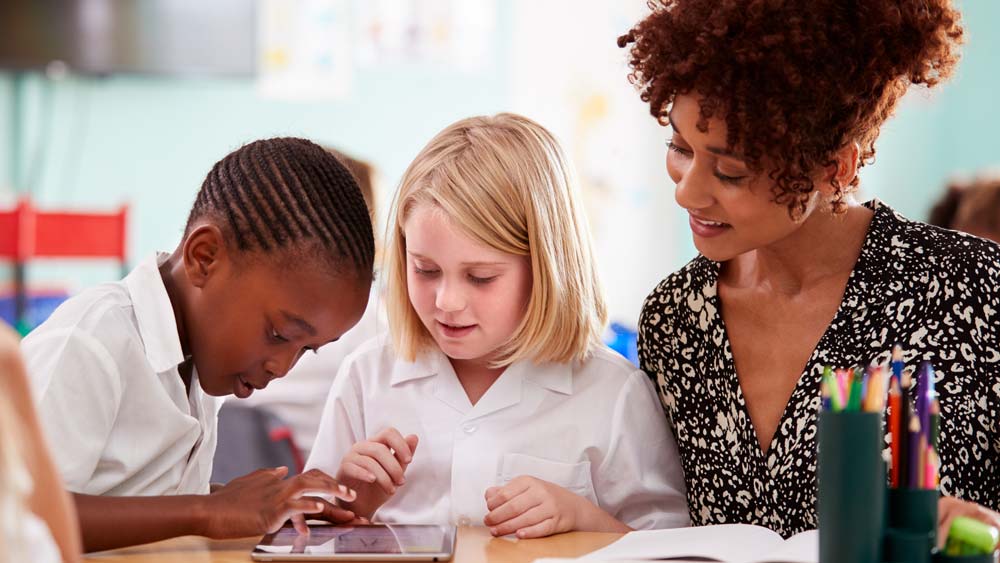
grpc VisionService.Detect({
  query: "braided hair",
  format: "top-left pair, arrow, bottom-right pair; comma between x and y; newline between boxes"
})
185,137 -> 375,280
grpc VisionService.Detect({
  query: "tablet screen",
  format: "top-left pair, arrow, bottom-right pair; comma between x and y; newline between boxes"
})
254,524 -> 455,557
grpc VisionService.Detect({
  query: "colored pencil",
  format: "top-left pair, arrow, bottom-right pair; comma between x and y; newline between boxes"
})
889,374 -> 902,487
908,414 -> 922,489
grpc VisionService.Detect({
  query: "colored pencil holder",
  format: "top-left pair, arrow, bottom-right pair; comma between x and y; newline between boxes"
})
934,553 -> 999,563
818,410 -> 886,563
884,488 -> 939,562
885,528 -> 936,563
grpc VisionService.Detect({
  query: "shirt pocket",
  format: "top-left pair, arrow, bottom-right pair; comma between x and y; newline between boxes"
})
497,453 -> 598,506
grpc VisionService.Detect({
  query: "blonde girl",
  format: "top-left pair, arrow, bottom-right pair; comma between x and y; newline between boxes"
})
306,113 -> 688,538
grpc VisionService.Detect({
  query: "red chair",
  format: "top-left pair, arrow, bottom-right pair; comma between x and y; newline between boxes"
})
0,198 -> 128,333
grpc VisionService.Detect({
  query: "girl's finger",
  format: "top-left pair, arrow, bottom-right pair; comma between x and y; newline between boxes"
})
349,454 -> 398,495
340,461 -> 378,484
354,442 -> 406,485
485,479 -> 533,511
291,512 -> 311,536
484,490 -> 543,527
375,428 -> 414,464
489,505 -> 549,537
514,517 -> 558,539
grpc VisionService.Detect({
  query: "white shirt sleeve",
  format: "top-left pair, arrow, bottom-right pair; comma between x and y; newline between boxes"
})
593,370 -> 690,530
304,357 -> 367,476
22,328 -> 124,493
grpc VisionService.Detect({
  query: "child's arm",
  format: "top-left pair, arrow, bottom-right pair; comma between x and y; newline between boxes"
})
483,476 -> 631,538
0,324 -> 83,563
336,428 -> 419,519
73,467 -> 357,552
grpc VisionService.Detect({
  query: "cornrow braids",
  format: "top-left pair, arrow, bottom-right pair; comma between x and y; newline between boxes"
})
185,137 -> 375,279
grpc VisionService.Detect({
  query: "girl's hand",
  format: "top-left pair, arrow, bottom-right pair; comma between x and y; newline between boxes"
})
483,476 -> 629,538
200,467 -> 357,538
938,496 -> 1000,548
336,428 -> 419,519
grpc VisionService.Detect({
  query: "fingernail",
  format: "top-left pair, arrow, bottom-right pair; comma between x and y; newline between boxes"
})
399,478 -> 406,485
490,527 -> 498,535
517,530 -> 526,538
367,475 -> 376,483
339,484 -> 348,494
314,502 -> 323,512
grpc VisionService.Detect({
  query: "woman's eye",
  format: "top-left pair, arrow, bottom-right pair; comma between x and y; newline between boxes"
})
714,170 -> 747,184
666,138 -> 692,156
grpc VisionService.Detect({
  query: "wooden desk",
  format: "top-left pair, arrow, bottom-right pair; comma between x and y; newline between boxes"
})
84,527 -> 622,563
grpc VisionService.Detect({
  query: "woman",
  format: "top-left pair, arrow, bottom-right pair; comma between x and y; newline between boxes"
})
620,0 -> 999,540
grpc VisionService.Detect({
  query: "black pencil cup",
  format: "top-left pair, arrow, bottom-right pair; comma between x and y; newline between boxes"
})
884,488 -> 939,563
818,410 -> 886,563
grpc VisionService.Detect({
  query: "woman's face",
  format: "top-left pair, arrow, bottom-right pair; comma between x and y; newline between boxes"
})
666,94 -> 823,262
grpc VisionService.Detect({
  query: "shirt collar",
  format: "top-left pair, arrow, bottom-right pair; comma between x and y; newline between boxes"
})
389,346 -> 574,395
124,252 -> 187,374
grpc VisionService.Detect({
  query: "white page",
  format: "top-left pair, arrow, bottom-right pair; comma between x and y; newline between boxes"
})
743,530 -> 817,563
580,525 -> 785,562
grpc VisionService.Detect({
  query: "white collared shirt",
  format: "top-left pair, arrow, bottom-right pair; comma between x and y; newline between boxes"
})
21,253 -> 223,496
306,336 -> 689,530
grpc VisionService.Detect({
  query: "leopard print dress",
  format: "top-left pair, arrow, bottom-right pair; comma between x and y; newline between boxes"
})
638,200 -> 1000,538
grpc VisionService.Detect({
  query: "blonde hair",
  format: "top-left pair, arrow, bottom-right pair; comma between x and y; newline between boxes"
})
385,113 -> 607,366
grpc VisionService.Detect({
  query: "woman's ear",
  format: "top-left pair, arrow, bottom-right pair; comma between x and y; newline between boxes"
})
824,142 -> 860,193
181,224 -> 228,289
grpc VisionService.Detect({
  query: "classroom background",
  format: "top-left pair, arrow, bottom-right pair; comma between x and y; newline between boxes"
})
1,0 -> 999,341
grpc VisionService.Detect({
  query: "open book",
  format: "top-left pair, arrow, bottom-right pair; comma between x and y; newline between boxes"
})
537,525 -> 818,563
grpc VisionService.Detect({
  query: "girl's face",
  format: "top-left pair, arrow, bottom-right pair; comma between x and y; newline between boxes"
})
667,94 -> 823,262
185,251 -> 370,398
403,205 -> 532,366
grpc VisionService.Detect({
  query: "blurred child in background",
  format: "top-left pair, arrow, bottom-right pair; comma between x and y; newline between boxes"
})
929,175 -> 1000,242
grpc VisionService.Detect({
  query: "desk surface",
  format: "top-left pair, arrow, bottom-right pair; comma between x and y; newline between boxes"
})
84,526 -> 622,563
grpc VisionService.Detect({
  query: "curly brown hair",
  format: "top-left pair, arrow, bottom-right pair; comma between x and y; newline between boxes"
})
618,0 -> 964,217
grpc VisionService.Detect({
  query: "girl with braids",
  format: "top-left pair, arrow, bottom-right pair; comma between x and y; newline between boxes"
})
306,114 -> 689,538
620,0 -> 1000,541
20,137 -> 375,552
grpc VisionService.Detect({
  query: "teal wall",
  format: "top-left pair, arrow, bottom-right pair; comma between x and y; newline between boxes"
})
1,1 -> 998,294
0,7 -> 513,290
862,0 -> 1000,219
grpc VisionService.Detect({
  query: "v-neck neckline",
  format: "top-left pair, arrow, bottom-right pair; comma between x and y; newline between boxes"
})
708,200 -> 891,467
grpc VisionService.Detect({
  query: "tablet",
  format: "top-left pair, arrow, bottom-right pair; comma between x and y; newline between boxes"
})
251,524 -> 457,561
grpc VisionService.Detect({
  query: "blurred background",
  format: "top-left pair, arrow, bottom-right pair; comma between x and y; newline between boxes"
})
1,0 -> 998,344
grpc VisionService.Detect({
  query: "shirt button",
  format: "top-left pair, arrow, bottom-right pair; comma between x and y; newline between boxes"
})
463,424 -> 477,434
457,516 -> 471,526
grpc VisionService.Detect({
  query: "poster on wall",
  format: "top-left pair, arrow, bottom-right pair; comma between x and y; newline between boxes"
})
258,0 -> 353,100
509,0 -> 684,325
354,0 -> 495,71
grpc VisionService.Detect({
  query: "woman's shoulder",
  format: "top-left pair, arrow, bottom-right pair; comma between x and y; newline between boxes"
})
879,205 -> 1000,293
639,254 -> 717,335
643,255 -> 716,311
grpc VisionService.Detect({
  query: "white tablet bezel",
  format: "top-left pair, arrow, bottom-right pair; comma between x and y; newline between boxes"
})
250,523 -> 457,562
